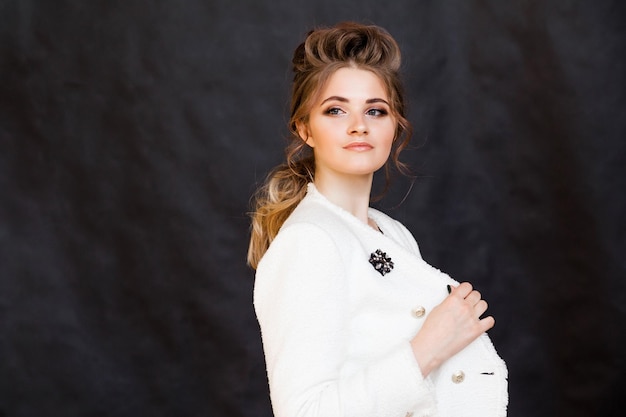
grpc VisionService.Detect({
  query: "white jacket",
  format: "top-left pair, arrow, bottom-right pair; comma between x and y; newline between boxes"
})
254,184 -> 508,417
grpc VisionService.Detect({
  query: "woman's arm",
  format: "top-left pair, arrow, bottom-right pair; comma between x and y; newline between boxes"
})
254,223 -> 437,417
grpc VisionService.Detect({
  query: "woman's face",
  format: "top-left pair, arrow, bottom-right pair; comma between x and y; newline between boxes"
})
297,67 -> 396,182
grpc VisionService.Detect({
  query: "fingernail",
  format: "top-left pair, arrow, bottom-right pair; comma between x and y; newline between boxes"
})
447,284 -> 451,294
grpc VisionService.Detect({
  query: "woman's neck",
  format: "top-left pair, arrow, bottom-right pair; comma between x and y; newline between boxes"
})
314,173 -> 373,225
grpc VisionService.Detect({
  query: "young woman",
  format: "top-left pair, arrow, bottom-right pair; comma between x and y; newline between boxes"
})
248,22 -> 508,417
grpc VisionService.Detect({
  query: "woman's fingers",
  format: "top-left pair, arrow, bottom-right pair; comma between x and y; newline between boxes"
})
465,289 -> 482,306
450,282 -> 492,320
450,282 -> 473,298
479,315 -> 496,332
474,299 -> 489,317
410,282 -> 496,376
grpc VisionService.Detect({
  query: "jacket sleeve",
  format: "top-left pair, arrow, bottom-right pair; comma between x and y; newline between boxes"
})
254,222 -> 437,417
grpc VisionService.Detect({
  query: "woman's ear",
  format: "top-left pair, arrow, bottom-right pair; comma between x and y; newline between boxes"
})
296,121 -> 314,147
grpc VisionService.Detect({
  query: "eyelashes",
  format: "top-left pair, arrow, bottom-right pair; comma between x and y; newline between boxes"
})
324,107 -> 344,116
366,108 -> 388,117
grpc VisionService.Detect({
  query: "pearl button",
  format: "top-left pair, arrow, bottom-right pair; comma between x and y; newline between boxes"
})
451,370 -> 465,384
411,306 -> 426,318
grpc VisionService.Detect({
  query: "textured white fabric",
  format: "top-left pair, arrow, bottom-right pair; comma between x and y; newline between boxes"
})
254,184 -> 508,417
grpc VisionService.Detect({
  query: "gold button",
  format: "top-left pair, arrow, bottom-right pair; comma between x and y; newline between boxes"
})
411,306 -> 426,318
452,370 -> 465,384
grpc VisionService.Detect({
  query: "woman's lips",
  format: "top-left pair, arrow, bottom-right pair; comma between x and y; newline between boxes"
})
343,142 -> 373,151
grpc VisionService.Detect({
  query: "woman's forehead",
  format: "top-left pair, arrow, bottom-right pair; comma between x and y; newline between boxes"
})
314,67 -> 390,103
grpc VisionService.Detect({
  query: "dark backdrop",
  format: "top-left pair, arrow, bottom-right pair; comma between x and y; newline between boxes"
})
1,1 -> 625,416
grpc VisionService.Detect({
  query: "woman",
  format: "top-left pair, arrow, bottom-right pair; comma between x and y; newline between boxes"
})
248,22 -> 508,417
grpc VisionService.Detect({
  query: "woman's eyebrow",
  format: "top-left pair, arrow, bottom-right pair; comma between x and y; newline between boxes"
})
366,98 -> 390,105
319,96 -> 390,106
320,96 -> 348,105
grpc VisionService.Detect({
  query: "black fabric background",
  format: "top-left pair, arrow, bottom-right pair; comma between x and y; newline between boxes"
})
1,1 -> 625,416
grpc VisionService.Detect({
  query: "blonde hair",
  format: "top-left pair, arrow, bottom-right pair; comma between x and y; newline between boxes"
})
247,22 -> 412,269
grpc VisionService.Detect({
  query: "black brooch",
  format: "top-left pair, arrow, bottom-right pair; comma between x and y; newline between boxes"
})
369,249 -> 394,276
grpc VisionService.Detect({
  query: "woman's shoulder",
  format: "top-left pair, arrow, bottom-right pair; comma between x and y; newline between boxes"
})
281,190 -> 350,237
281,185 -> 356,233
256,195 -> 348,277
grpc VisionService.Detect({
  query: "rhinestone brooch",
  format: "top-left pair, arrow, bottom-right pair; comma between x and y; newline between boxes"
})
369,249 -> 394,276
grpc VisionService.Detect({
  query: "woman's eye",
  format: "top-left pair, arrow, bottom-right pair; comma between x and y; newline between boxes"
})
366,108 -> 388,117
325,107 -> 344,115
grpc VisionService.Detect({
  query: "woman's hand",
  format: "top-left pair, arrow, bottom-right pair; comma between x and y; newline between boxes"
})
409,282 -> 495,377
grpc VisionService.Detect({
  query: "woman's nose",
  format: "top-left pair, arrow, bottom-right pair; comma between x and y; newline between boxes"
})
348,114 -> 368,135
